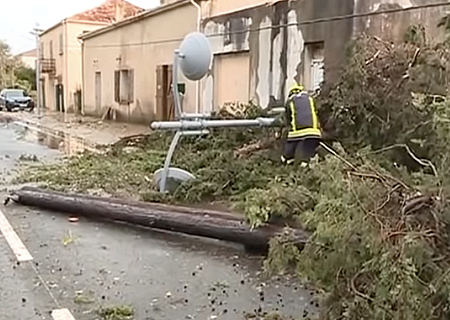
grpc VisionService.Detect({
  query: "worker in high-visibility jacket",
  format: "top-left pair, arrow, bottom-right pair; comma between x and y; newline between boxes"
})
281,84 -> 322,165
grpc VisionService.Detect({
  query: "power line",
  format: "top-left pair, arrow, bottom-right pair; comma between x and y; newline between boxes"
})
0,26 -> 35,42
79,1 -> 450,49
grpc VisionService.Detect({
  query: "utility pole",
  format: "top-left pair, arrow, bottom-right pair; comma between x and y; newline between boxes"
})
30,26 -> 44,118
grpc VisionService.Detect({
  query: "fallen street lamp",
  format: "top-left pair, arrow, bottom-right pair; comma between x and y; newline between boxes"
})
150,32 -> 277,193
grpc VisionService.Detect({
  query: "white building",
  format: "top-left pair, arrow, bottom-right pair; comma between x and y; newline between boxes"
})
15,48 -> 37,69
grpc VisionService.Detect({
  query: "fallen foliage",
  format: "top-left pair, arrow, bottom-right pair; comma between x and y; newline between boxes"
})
15,30 -> 450,320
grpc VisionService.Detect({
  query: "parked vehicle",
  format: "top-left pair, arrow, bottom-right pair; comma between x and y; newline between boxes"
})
0,89 -> 35,112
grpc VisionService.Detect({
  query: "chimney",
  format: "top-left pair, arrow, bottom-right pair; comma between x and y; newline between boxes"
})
115,0 -> 124,22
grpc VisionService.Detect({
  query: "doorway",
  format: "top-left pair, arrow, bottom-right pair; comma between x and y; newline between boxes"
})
55,84 -> 64,112
40,79 -> 46,109
156,64 -> 174,121
95,71 -> 102,111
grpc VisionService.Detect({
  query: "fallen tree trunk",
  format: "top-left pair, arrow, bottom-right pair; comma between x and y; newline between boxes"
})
10,188 -> 308,252
19,186 -> 243,221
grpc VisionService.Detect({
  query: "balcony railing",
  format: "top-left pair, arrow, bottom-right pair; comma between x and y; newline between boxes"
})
40,58 -> 56,74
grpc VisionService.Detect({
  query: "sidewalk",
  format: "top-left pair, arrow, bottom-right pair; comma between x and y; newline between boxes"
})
2,110 -> 151,147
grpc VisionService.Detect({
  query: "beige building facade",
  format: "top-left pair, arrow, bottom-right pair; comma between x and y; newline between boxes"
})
80,0 -> 450,125
15,49 -> 37,69
80,1 -> 198,124
38,0 -> 143,113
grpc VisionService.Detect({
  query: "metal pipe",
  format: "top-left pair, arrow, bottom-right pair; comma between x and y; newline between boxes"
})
80,39 -> 85,115
160,131 -> 182,193
180,112 -> 211,119
189,0 -> 202,114
35,31 -> 41,118
151,117 -> 277,130
267,107 -> 285,115
189,0 -> 201,32
63,18 -> 68,123
172,50 -> 183,118
159,129 -> 209,192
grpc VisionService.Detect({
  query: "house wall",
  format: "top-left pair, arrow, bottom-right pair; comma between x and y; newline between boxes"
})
354,0 -> 450,43
82,3 -> 197,124
39,21 -> 107,113
19,56 -> 36,69
39,24 -> 65,112
66,21 -> 107,113
200,0 -> 355,112
160,0 -> 180,5
202,0 -> 279,17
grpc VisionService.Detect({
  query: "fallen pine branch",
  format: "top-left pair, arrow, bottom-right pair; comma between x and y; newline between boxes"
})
8,187 -> 309,252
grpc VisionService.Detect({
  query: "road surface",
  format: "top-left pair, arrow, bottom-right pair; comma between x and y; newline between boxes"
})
0,117 -> 317,320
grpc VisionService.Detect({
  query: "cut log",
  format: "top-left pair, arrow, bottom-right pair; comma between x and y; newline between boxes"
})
10,188 -> 309,252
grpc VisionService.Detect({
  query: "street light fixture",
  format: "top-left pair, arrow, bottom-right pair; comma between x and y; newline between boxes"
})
30,26 -> 44,118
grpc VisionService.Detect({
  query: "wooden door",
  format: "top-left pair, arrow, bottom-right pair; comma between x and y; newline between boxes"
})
55,84 -> 64,112
156,64 -> 174,121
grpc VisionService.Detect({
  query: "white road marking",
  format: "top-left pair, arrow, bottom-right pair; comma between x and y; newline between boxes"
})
52,309 -> 76,320
0,208 -> 32,262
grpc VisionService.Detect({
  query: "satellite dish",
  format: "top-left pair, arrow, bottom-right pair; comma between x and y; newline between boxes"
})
179,32 -> 212,81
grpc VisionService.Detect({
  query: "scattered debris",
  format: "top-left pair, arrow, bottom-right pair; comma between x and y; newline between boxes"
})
243,310 -> 293,320
62,230 -> 75,246
18,153 -> 39,162
74,291 -> 95,304
211,280 -> 229,289
96,305 -> 134,320
68,216 -> 79,223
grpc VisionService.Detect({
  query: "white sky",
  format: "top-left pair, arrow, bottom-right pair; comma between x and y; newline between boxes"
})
0,0 -> 160,54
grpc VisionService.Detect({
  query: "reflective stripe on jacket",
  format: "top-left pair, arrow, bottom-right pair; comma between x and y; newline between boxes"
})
285,93 -> 321,140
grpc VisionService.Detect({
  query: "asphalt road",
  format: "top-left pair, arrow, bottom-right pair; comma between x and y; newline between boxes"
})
0,118 -> 317,320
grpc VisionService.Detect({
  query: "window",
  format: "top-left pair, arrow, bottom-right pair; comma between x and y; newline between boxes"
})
303,42 -> 324,92
59,33 -> 63,55
49,40 -> 53,58
224,20 -> 232,45
114,69 -> 134,104
5,90 -> 26,98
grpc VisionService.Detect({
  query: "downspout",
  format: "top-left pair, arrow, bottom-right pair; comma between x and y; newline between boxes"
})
63,18 -> 69,122
189,0 -> 201,31
189,0 -> 202,113
80,39 -> 85,116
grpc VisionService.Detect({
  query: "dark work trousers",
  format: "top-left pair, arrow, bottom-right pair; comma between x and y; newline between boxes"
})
282,137 -> 321,163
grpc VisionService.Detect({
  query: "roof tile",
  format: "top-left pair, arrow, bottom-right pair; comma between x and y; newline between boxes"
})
69,0 -> 144,23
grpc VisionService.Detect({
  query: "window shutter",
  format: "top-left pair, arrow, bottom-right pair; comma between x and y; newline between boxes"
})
114,70 -> 120,103
128,69 -> 134,104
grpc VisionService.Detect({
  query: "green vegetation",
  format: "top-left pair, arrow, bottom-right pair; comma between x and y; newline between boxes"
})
96,305 -> 134,320
0,40 -> 35,92
16,30 -> 450,319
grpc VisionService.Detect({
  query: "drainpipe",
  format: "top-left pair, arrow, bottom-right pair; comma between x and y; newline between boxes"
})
189,0 -> 202,113
80,39 -> 85,116
34,30 -> 41,118
63,18 -> 68,122
189,0 -> 201,31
